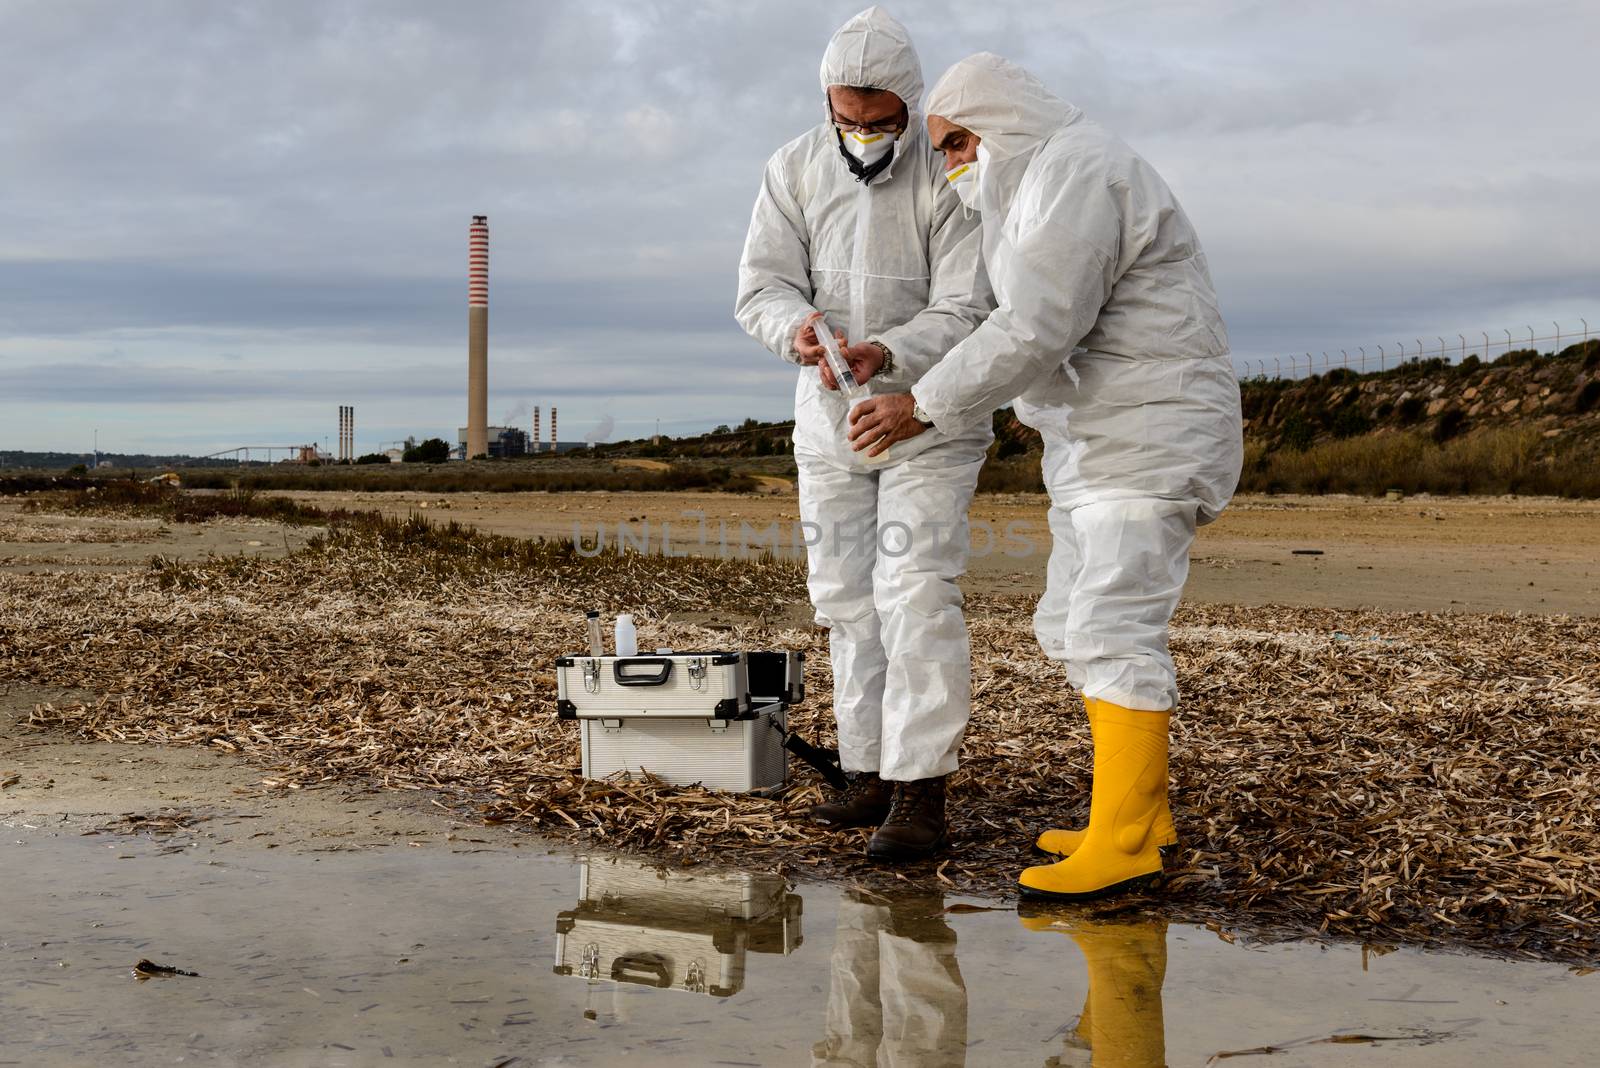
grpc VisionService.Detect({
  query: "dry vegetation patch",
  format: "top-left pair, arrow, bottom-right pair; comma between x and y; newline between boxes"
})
0,520 -> 163,544
2,514 -> 1595,963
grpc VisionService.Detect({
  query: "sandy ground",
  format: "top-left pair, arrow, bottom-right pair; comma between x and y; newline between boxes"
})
14,489 -> 1585,615
0,683 -> 490,850
0,499 -> 319,575
281,489 -> 1600,616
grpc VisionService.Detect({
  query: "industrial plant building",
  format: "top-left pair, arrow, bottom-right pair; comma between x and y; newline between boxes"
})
456,426 -> 528,459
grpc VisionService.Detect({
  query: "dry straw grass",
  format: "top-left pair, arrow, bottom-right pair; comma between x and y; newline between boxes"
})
2,512 -> 1596,963
0,520 -> 162,544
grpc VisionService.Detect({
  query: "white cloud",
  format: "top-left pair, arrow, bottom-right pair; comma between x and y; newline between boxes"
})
1,0 -> 1596,452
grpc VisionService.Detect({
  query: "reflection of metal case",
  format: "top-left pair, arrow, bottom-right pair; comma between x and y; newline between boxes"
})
554,858 -> 803,1000
554,650 -> 803,794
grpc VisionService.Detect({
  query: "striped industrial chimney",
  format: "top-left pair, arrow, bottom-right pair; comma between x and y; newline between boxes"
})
337,405 -> 354,461
551,406 -> 558,453
532,406 -> 541,455
466,216 -> 489,459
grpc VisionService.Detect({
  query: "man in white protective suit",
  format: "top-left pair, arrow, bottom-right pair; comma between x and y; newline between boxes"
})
849,53 -> 1243,899
735,8 -> 994,861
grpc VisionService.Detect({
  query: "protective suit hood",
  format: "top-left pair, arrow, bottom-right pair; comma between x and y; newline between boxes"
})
819,7 -> 925,125
925,52 -> 1077,161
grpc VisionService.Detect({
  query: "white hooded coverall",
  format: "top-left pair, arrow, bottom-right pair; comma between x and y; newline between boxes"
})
916,54 -> 1243,712
735,8 -> 994,781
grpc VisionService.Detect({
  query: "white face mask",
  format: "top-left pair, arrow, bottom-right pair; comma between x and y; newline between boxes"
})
841,128 -> 896,166
945,154 -> 981,210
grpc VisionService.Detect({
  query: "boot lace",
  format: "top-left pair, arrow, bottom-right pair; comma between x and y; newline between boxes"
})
842,772 -> 880,801
885,780 -> 939,826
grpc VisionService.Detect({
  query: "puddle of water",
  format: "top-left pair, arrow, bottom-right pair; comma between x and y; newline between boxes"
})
2,828 -> 1595,1066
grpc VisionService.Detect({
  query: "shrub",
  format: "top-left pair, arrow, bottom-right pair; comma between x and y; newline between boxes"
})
22,481 -> 352,525
1330,408 -> 1373,439
976,458 -> 1044,493
1576,380 -> 1600,414
1558,339 -> 1598,362
1432,407 -> 1467,443
1280,412 -> 1315,451
403,438 -> 451,463
1396,396 -> 1426,424
355,453 -> 391,465
1498,348 -> 1542,368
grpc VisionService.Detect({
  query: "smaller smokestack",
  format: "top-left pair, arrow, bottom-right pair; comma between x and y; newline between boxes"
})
551,407 -> 558,452
532,406 -> 541,454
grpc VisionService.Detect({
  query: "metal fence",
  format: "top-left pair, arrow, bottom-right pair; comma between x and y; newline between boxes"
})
1241,316 -> 1596,380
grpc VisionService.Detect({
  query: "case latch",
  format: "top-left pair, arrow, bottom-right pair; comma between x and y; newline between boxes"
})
687,656 -> 708,691
582,658 -> 601,693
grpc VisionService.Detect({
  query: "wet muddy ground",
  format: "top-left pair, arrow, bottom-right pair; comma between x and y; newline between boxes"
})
4,706 -> 1597,1066
5,812 -> 1596,1065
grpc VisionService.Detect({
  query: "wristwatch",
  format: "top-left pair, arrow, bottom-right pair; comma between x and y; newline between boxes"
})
867,339 -> 895,376
911,400 -> 934,428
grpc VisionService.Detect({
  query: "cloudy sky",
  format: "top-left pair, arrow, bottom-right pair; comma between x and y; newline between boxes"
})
2,0 -> 1596,456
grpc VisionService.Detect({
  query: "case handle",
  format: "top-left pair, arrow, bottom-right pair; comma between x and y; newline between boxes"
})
612,657 -> 674,686
611,952 -> 672,987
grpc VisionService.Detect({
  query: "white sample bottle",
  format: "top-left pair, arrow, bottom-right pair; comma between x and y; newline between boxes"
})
614,613 -> 638,657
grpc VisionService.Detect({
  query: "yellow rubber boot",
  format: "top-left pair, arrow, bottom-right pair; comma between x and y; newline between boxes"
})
1034,697 -> 1177,858
1018,702 -> 1169,900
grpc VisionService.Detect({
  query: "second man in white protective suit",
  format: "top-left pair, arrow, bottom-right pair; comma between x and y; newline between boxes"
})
850,54 -> 1243,898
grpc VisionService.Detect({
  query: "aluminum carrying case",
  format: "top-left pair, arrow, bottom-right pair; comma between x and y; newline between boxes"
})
555,651 -> 804,721
553,857 -> 803,1000
554,651 -> 804,794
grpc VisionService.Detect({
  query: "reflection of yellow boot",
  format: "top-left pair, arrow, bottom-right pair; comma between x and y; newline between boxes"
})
1034,698 -> 1177,859
1073,920 -> 1168,1068
1019,702 -> 1168,900
1017,913 -> 1168,1068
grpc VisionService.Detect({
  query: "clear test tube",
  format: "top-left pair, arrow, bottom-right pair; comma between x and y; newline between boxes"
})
808,312 -> 866,404
807,312 -> 896,465
585,611 -> 604,657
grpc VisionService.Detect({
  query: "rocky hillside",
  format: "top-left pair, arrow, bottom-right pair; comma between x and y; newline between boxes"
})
1242,341 -> 1600,453
602,340 -> 1600,496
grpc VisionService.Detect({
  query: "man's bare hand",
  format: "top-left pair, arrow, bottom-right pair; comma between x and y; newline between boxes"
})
793,318 -> 846,368
820,341 -> 886,391
848,392 -> 928,457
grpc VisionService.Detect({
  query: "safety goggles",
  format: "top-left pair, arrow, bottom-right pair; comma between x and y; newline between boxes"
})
829,109 -> 906,136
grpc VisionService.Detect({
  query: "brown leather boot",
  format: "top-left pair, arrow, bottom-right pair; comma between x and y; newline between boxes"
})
810,771 -> 893,829
866,776 -> 947,861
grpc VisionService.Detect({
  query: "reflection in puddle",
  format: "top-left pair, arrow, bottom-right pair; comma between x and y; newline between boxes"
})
3,828 -> 1596,1066
813,890 -> 967,1067
554,857 -> 802,1001
1020,912 -> 1168,1068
